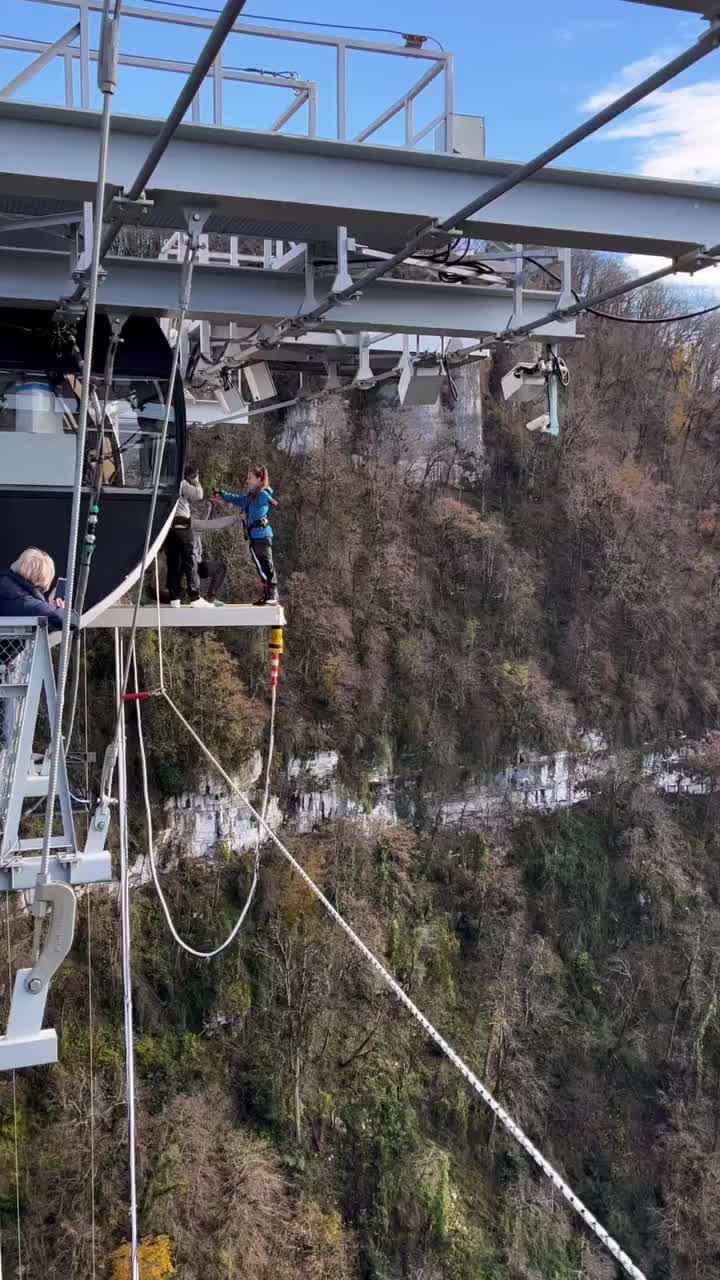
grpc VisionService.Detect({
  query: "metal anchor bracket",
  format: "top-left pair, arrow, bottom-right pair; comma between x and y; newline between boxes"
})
0,882 -> 77,1070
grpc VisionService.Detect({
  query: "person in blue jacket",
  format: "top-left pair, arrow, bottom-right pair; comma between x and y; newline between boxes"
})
212,465 -> 279,605
0,548 -> 77,631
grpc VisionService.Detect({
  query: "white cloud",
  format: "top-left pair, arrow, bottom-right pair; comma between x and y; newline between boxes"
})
626,253 -> 720,291
582,55 -> 720,288
582,52 -> 674,112
582,53 -> 720,183
600,80 -> 720,182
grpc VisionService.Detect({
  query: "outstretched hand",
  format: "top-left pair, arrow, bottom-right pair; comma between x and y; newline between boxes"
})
210,488 -> 223,503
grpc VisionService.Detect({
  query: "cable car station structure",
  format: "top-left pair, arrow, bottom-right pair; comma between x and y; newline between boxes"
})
0,2 -> 718,1276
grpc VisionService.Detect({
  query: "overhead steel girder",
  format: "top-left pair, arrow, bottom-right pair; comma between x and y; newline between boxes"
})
624,1 -> 719,14
0,103 -> 720,258
0,247 -> 577,340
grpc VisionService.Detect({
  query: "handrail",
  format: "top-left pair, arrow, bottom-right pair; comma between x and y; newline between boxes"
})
10,0 -> 453,149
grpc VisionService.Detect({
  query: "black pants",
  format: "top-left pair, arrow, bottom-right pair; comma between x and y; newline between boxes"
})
248,537 -> 277,596
165,524 -> 200,601
198,559 -> 226,601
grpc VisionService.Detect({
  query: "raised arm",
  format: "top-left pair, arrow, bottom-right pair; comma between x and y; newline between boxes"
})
218,489 -> 249,511
181,477 -> 204,502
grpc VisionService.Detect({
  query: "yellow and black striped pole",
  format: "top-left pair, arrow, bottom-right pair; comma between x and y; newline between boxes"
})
269,626 -> 283,688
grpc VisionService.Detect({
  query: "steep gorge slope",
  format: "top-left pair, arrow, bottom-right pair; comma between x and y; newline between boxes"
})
2,256 -> 720,1277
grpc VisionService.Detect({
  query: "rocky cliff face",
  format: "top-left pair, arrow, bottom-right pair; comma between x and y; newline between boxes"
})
162,736 -> 707,859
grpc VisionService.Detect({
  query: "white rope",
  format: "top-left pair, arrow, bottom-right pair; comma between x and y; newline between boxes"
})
100,236 -> 198,809
86,889 -> 98,1280
115,633 -> 140,1280
82,632 -> 98,1280
152,689 -> 647,1280
38,0 -> 119,890
132,641 -> 273,958
4,895 -> 22,1280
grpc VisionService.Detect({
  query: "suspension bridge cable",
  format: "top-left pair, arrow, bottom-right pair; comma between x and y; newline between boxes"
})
37,0 -> 120,912
231,23 -> 720,365
115,632 -> 140,1280
144,686 -> 646,1280
96,0 -> 249,268
100,236 -> 198,806
4,895 -> 22,1280
83,631 -> 98,1280
65,334 -> 126,750
524,255 -> 720,325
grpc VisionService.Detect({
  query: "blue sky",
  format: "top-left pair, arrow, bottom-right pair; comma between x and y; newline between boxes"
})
3,0 -> 720,281
4,0 -> 717,170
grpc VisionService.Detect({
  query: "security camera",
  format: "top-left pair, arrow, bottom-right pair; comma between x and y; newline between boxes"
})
525,411 -> 552,434
501,361 -> 546,404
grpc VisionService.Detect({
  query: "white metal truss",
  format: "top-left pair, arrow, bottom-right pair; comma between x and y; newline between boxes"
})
0,618 -> 75,866
0,618 -> 112,1070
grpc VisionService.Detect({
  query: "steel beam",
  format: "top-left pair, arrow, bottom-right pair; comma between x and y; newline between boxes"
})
0,102 -> 719,257
624,1 -> 719,14
0,247 -> 576,340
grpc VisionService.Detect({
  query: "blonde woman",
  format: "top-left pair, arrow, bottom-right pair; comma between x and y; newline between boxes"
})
0,548 -> 76,631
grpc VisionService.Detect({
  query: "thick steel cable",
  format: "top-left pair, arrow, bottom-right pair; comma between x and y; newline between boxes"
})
154,688 -> 646,1280
450,238 -> 720,367
132,640 -> 273,957
37,0 -> 119,910
100,238 -> 197,806
96,0 -> 249,267
82,631 -> 98,1280
4,895 -> 22,1280
115,631 -> 140,1280
232,23 -> 720,363
65,336 -> 125,751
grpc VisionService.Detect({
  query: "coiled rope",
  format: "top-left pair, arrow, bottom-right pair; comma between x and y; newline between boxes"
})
131,636 -> 273,957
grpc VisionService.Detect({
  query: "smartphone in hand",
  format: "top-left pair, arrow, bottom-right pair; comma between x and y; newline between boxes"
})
54,577 -> 67,608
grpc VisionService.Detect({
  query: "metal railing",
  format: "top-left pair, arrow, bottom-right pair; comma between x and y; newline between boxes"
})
1,0 -> 453,148
0,626 -> 34,842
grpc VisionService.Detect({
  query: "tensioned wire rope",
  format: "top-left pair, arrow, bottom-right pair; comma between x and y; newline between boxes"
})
226,23 -> 720,366
36,0 -> 121,943
56,13 -> 719,1277
4,894 -> 23,1280
129,604 -> 647,1280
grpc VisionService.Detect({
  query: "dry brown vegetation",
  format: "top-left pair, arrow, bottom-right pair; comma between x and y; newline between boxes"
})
3,253 -> 720,1277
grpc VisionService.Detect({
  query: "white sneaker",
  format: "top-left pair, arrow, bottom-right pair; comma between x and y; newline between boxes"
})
170,599 -> 181,608
189,597 -> 210,608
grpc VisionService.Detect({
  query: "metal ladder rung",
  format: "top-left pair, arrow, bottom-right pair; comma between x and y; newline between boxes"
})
17,837 -> 76,852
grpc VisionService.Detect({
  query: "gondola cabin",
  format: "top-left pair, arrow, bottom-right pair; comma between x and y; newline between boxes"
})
0,310 -> 185,621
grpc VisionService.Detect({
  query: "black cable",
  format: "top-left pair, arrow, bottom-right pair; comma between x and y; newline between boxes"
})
583,299 -> 720,324
524,255 -> 561,285
141,0 -> 445,50
525,255 -> 720,326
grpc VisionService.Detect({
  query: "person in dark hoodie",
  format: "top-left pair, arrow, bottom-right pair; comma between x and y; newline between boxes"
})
212,465 -> 280,605
0,548 -> 76,631
0,549 -> 77,746
165,464 -> 208,607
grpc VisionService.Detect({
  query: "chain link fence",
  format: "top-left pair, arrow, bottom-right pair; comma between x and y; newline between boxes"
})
0,626 -> 36,849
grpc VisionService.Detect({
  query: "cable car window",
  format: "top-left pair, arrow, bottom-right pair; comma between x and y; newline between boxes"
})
0,372 -> 176,490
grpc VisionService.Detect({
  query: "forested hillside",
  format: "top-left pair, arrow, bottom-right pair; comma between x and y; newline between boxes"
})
2,252 -> 720,1279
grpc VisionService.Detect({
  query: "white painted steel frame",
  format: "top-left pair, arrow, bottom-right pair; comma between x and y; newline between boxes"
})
0,246 -> 577,340
20,0 -> 453,150
0,101 -> 718,257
